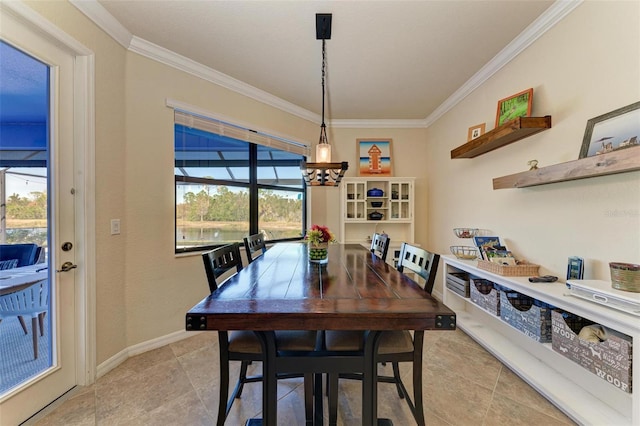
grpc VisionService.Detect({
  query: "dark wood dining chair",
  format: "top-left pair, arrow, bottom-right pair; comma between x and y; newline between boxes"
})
370,232 -> 390,262
243,233 -> 267,264
202,243 -> 316,425
325,242 -> 440,426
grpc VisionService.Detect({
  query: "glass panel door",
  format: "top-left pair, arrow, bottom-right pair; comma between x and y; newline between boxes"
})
0,9 -> 79,423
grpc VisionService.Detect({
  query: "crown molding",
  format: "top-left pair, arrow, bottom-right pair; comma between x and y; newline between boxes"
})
330,119 -> 428,129
70,0 -> 580,128
3,1 -> 93,56
69,0 -> 132,48
424,0 -> 583,127
129,37 -> 319,124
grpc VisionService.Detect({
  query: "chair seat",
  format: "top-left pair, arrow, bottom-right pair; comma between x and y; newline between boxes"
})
324,330 -> 413,354
229,330 -> 318,353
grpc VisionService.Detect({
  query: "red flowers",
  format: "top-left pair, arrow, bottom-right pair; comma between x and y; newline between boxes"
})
305,224 -> 336,244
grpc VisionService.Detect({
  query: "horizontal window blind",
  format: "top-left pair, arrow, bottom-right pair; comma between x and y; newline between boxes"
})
174,110 -> 310,157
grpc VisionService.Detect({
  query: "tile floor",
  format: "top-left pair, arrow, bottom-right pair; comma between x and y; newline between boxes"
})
27,329 -> 576,425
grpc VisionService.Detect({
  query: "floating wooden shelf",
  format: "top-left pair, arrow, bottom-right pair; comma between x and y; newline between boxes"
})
451,116 -> 552,159
493,145 -> 640,189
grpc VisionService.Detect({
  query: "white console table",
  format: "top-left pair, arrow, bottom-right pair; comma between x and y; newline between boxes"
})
442,255 -> 639,426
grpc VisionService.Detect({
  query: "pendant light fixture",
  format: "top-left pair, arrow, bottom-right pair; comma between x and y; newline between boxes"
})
301,13 -> 348,187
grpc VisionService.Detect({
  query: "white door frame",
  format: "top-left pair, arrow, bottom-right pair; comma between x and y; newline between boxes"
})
1,1 -> 96,388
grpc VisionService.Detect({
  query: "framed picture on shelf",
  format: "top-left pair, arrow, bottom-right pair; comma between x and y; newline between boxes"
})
495,88 -> 533,127
467,123 -> 486,141
578,101 -> 640,158
357,138 -> 393,177
567,256 -> 584,280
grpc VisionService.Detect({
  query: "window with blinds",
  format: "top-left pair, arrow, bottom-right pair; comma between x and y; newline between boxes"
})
173,108 -> 308,253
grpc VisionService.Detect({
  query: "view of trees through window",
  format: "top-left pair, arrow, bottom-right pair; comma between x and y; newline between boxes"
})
176,183 -> 250,247
176,183 -> 303,251
2,169 -> 48,246
257,188 -> 304,241
174,115 -> 307,253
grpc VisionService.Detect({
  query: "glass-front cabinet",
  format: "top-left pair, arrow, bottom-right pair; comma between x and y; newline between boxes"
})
340,178 -> 415,255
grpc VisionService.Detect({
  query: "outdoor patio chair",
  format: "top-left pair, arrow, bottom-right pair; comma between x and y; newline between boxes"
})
0,280 -> 49,359
0,243 -> 40,268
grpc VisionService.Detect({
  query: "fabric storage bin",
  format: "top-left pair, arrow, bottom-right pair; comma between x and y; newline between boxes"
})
500,290 -> 553,342
551,310 -> 633,393
469,278 -> 500,316
446,271 -> 470,297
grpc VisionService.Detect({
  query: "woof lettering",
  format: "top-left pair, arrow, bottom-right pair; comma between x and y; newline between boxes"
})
595,368 -> 629,392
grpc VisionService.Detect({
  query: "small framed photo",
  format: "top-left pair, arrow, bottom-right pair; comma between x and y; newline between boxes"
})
578,101 -> 640,158
567,256 -> 584,280
357,138 -> 393,177
467,123 -> 486,141
495,88 -> 533,128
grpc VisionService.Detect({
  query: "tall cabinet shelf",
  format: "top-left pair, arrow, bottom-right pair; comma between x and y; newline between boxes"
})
340,177 -> 415,258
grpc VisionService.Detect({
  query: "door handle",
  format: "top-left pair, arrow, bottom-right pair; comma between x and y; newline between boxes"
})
57,262 -> 78,273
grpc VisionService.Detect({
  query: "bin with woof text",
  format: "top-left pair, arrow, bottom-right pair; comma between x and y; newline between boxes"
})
551,310 -> 632,393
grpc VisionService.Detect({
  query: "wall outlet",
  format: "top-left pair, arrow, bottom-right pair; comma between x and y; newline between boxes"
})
110,219 -> 121,235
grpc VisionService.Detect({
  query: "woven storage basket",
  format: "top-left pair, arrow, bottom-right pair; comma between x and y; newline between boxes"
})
609,262 -> 640,292
477,260 -> 539,276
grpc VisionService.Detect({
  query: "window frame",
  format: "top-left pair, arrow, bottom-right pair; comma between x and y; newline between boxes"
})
174,125 -> 307,254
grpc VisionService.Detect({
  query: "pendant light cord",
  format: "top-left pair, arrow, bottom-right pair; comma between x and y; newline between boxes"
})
319,39 -> 327,144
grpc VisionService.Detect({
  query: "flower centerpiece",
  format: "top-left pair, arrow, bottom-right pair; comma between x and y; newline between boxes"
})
305,224 -> 335,264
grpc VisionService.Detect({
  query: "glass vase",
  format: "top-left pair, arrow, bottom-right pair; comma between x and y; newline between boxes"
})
308,242 -> 329,264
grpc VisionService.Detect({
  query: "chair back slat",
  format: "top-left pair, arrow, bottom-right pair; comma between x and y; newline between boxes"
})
370,233 -> 390,262
0,280 -> 48,316
0,259 -> 19,270
243,233 -> 267,264
397,243 -> 440,294
202,243 -> 243,293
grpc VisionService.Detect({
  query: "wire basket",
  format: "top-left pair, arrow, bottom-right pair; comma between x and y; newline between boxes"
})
450,245 -> 478,260
610,262 -> 640,293
453,228 -> 478,238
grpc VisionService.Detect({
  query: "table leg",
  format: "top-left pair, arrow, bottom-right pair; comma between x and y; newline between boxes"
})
362,331 -> 383,426
256,331 -> 278,426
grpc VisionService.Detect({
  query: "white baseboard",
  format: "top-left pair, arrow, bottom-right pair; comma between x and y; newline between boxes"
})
96,329 -> 203,378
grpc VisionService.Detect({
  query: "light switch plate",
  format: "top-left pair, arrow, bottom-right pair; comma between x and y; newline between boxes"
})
110,219 -> 121,235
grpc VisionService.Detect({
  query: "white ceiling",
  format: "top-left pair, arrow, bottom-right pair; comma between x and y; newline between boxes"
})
74,0 -> 573,125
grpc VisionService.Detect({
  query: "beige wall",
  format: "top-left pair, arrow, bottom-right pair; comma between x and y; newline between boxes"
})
25,0 -> 639,368
425,1 -> 640,294
122,53 -> 318,347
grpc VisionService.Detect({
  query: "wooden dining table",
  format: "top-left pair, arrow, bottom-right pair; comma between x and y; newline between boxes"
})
186,242 -> 456,425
